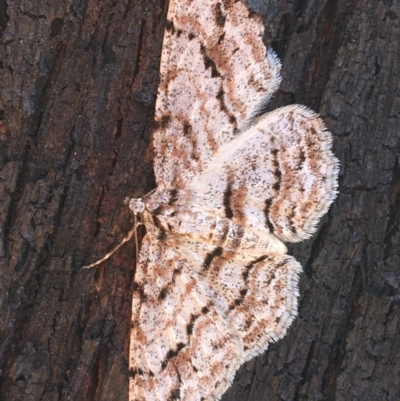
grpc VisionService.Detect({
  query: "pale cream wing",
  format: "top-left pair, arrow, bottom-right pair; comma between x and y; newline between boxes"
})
186,105 -> 339,243
153,0 -> 281,189
178,239 -> 302,362
129,233 -> 244,401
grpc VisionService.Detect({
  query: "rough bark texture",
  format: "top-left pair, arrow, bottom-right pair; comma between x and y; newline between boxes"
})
0,1 -> 399,401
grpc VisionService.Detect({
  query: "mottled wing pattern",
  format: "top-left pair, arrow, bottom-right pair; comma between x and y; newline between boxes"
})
129,232 -> 243,401
179,239 -> 302,361
187,105 -> 339,243
129,0 -> 339,399
153,0 -> 281,189
129,231 -> 303,401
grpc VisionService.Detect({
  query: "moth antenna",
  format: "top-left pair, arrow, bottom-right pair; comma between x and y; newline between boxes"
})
83,213 -> 142,269
134,213 -> 140,267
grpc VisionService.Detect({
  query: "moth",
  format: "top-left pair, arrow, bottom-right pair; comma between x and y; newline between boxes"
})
85,0 -> 338,400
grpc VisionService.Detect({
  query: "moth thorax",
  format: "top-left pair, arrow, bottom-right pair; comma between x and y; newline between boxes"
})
129,198 -> 145,215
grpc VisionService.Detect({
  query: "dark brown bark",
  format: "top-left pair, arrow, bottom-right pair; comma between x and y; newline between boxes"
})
0,1 -> 399,401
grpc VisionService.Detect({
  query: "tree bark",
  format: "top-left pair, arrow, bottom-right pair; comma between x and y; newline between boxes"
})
1,1 -> 399,401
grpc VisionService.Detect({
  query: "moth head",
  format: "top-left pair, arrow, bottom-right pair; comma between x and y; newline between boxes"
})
128,198 -> 145,215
